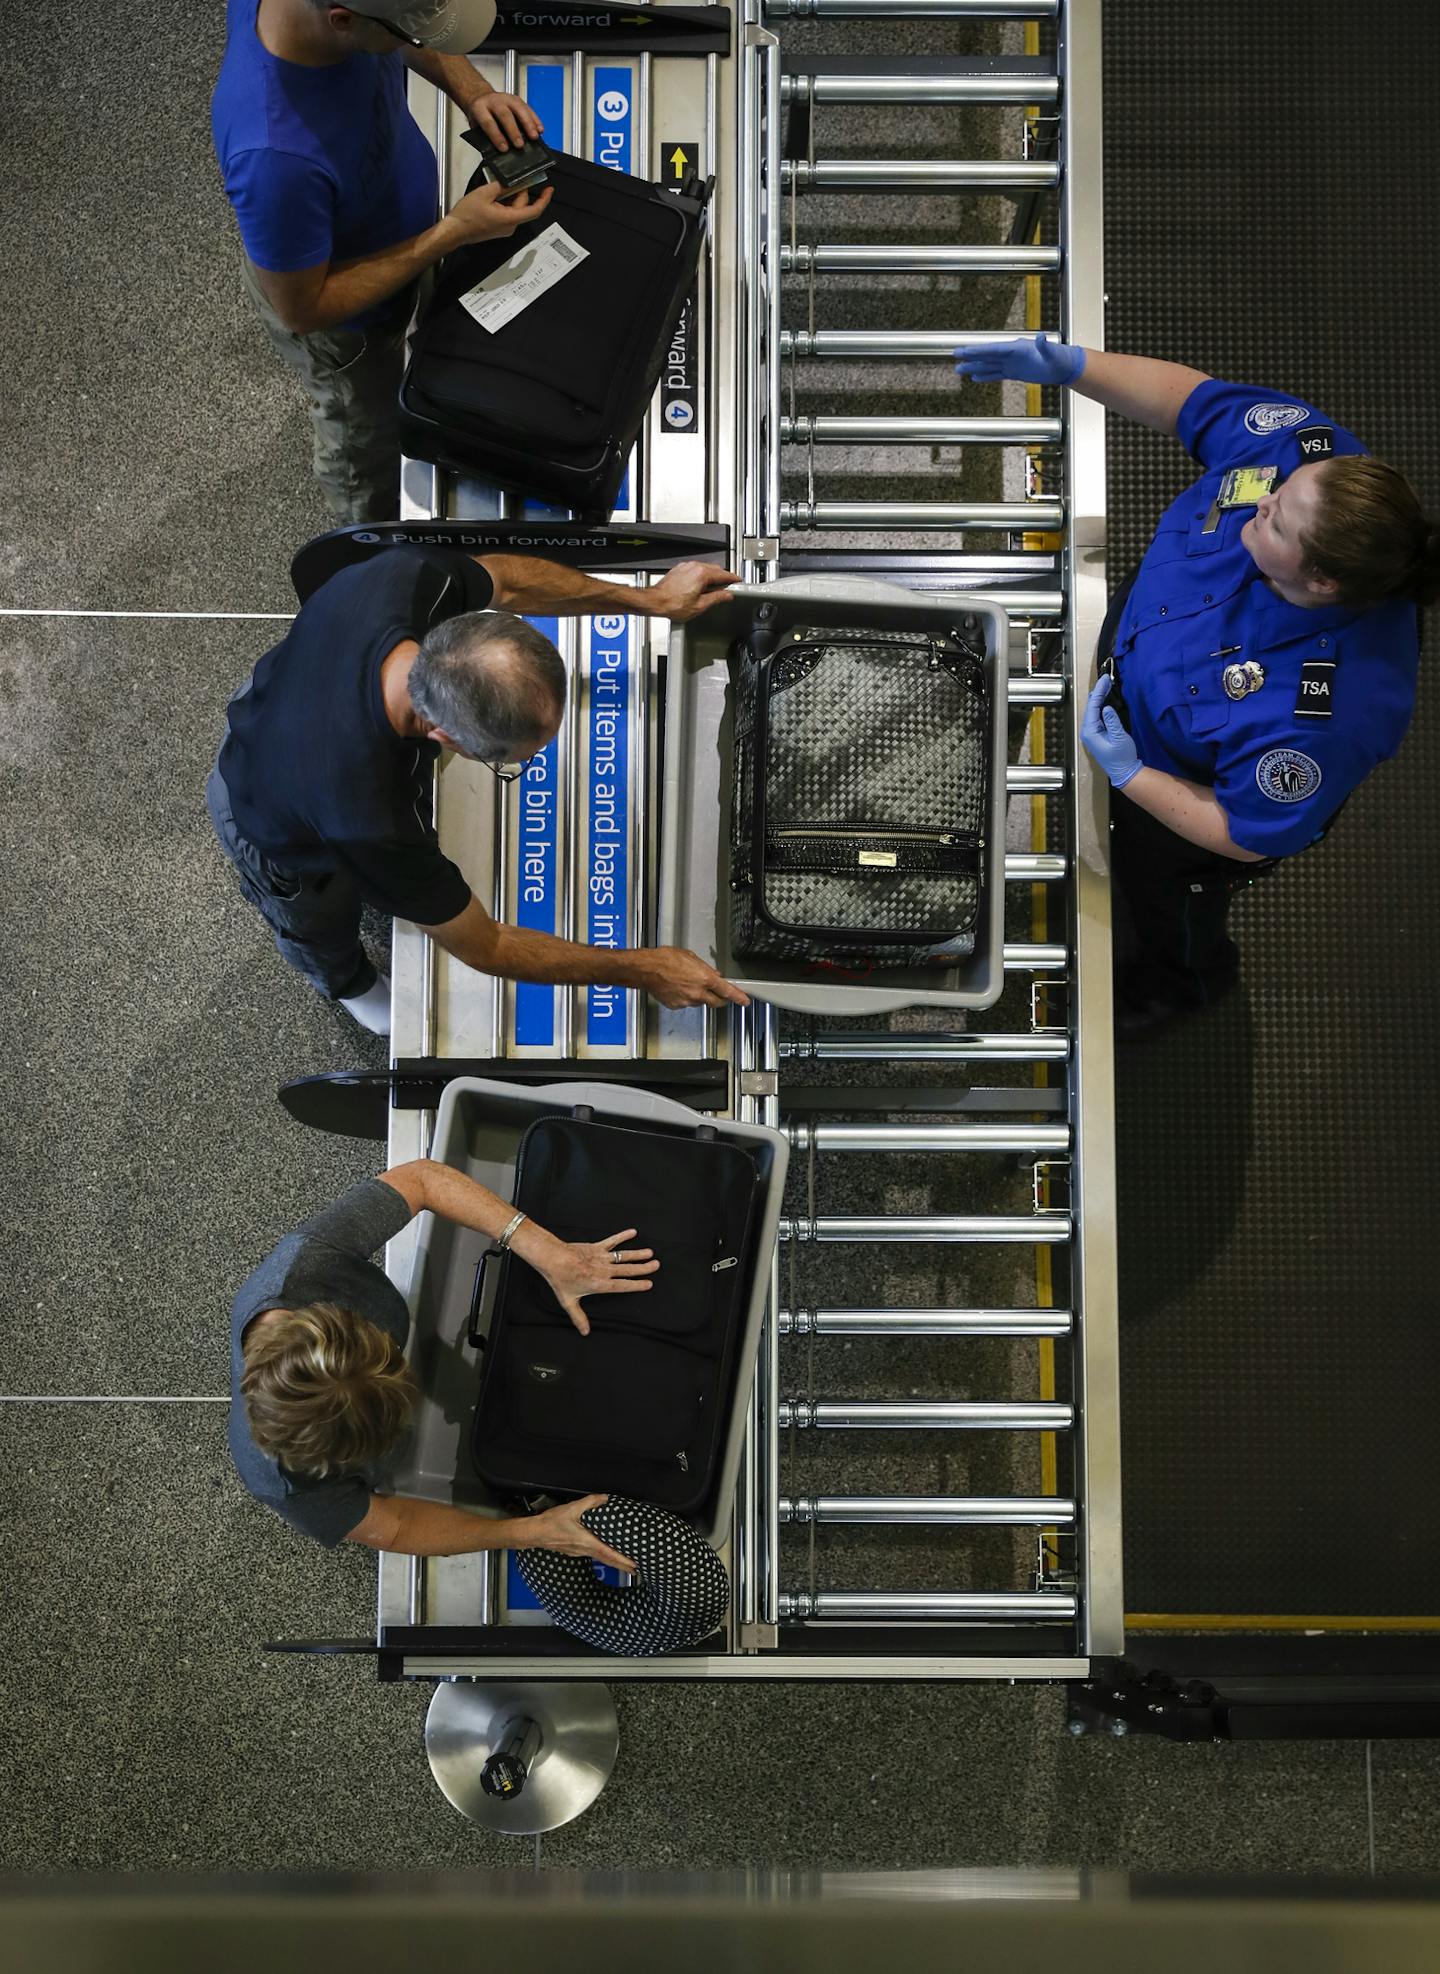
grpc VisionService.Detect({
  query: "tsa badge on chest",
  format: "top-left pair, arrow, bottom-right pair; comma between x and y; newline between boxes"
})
1222,659 -> 1266,701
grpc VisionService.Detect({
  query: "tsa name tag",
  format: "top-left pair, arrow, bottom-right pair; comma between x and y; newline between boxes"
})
1218,464 -> 1278,509
1294,660 -> 1336,718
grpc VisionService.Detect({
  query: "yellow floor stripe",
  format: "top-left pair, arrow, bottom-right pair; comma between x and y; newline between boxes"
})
1024,22 -> 1061,1579
1128,1613 -> 1440,1634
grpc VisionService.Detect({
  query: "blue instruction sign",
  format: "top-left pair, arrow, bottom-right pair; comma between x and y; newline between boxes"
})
592,66 -> 632,175
514,615 -> 561,1047
586,613 -> 631,1046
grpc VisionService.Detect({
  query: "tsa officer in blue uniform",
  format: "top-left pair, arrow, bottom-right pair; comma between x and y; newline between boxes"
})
953,338 -> 1440,1032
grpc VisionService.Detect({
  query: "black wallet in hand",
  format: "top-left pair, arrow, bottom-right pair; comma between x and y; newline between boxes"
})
462,128 -> 554,197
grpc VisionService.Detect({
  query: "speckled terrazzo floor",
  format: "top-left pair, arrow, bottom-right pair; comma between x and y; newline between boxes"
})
0,0 -> 1431,1886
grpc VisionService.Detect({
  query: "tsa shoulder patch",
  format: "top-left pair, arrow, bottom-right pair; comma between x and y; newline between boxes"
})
1244,402 -> 1311,437
1256,747 -> 1323,803
1295,425 -> 1335,462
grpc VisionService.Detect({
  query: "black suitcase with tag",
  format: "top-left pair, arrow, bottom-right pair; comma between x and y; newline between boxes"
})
469,1108 -> 760,1515
399,149 -> 710,515
729,615 -> 992,966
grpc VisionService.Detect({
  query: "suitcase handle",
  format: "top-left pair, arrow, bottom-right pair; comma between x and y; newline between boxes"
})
467,1249 -> 501,1349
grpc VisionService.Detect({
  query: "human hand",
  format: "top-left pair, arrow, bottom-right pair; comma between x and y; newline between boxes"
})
635,946 -> 750,1010
953,334 -> 1086,388
1081,675 -> 1143,788
521,1494 -> 636,1573
443,179 -> 553,249
539,1227 -> 659,1337
644,560 -> 742,624
468,90 -> 542,151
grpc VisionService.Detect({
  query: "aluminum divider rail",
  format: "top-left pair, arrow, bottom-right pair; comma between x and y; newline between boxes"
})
376,0 -> 1115,1684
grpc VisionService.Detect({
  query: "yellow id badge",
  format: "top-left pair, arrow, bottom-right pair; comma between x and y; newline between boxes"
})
1218,464 -> 1278,508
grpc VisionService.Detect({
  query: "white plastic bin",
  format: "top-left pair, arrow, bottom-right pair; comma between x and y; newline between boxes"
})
659,575 -> 1011,1014
392,1076 -> 788,1547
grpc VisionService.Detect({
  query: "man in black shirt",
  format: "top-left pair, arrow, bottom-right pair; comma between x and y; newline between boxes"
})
208,545 -> 744,1032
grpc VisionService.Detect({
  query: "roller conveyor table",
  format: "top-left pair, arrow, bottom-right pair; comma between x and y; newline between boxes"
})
284,0 -> 1118,1686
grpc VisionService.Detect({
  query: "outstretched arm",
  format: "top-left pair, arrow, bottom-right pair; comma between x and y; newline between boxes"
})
953,335 -> 1210,436
346,1491 -> 636,1567
475,555 -> 740,623
418,894 -> 748,1009
1069,350 -> 1212,437
380,1159 -> 660,1335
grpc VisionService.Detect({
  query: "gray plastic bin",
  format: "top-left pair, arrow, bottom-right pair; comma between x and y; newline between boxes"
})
659,576 -> 1010,1015
392,1077 -> 788,1548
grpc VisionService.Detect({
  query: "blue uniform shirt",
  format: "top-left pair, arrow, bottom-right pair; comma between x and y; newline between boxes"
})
211,0 -> 439,327
1112,378 -> 1418,857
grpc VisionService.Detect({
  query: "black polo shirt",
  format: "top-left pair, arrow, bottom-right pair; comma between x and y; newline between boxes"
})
218,547 -> 494,925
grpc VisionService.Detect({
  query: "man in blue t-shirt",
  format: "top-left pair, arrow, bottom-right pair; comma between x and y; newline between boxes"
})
212,0 -> 550,521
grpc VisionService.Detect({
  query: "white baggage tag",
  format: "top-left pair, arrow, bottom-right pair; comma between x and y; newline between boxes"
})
457,224 -> 590,335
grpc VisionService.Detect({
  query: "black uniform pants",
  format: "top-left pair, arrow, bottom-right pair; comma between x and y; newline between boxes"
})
1097,574 -> 1272,1010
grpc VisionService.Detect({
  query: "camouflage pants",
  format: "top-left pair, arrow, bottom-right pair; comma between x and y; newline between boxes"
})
240,256 -> 415,525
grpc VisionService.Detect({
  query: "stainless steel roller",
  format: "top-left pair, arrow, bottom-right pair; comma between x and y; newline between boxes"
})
778,1306 -> 1074,1338
781,73 -> 1060,108
782,499 -> 1064,531
780,244 -> 1060,278
782,159 -> 1059,193
782,412 -> 1063,445
1005,852 -> 1068,882
1008,675 -> 1064,706
779,1590 -> 1078,1621
785,1120 -> 1069,1154
779,1212 -> 1071,1243
1008,764 -> 1065,794
928,589 -> 1065,617
781,327 -> 1060,359
779,1029 -> 1069,1062
779,1399 -> 1074,1430
780,1495 -> 1076,1525
1003,941 -> 1067,971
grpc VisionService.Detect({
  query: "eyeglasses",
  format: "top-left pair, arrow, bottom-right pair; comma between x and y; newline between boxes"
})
479,755 -> 538,784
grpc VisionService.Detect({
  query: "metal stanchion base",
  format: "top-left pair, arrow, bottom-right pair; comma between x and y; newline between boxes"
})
424,1680 -> 619,1835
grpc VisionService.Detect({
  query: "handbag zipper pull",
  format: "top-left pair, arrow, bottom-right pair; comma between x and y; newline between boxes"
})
711,1255 -> 739,1272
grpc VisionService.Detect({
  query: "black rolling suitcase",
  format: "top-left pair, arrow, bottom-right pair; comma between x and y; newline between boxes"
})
729,615 -> 992,966
469,1108 -> 760,1515
399,151 -> 710,514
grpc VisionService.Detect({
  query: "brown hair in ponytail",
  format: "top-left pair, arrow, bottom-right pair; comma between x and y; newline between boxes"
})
1300,455 -> 1440,610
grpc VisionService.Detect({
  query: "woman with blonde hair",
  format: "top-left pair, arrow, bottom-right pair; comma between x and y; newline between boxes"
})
231,1159 -> 658,1566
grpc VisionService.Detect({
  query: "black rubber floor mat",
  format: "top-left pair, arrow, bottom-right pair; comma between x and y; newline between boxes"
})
1103,0 -> 1440,1618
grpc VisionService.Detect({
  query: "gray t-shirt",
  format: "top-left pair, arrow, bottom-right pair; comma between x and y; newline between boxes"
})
229,1178 -> 414,1546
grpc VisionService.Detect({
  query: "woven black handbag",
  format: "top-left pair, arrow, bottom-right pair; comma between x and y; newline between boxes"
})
729,618 -> 991,965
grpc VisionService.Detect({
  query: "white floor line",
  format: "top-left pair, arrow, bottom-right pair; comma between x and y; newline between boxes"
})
0,608 -> 295,621
0,1395 -> 230,1403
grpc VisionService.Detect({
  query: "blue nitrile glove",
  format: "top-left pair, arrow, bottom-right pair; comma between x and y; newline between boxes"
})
952,334 -> 1086,387
1082,675 -> 1143,788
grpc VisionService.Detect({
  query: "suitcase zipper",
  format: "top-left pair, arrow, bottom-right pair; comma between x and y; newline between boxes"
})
773,828 -> 963,844
711,1255 -> 739,1272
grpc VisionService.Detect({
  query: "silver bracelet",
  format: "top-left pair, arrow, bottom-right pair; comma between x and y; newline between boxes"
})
496,1210 -> 528,1252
